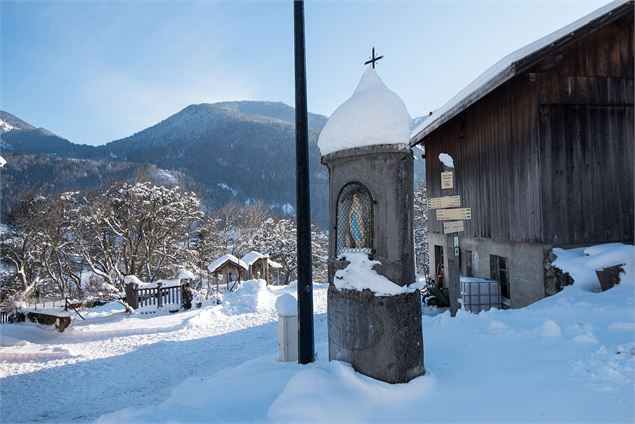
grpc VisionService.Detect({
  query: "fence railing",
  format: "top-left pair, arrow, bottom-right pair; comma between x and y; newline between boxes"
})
125,281 -> 194,312
135,285 -> 182,309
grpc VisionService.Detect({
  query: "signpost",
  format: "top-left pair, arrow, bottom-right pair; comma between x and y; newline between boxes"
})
436,208 -> 472,221
441,171 -> 454,189
436,161 -> 466,317
443,220 -> 465,234
428,195 -> 461,209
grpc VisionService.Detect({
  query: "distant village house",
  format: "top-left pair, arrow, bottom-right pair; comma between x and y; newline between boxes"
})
207,254 -> 248,290
241,251 -> 283,284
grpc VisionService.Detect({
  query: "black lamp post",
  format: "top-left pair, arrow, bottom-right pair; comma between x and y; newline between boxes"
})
293,0 -> 315,364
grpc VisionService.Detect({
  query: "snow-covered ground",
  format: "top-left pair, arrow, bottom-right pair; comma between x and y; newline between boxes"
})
0,282 -> 328,423
1,244 -> 634,423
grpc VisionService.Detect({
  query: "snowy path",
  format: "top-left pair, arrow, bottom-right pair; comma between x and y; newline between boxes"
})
0,283 -> 328,423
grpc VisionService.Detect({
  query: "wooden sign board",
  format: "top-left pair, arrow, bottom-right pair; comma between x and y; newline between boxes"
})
428,195 -> 461,209
441,172 -> 454,189
436,208 -> 471,221
443,220 -> 464,234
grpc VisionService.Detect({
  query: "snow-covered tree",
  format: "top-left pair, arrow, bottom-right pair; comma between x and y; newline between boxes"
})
36,192 -> 83,298
250,218 -> 328,285
97,182 -> 203,282
195,216 -> 226,269
1,222 -> 41,302
232,201 -> 271,258
414,184 -> 429,276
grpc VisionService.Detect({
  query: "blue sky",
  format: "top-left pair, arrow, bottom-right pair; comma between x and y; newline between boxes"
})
2,0 -> 611,146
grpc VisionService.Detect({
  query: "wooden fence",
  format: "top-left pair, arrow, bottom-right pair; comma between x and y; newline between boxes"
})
0,309 -> 9,324
125,282 -> 191,311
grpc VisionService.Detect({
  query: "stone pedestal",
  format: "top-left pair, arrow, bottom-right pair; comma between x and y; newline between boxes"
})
319,68 -> 424,384
328,285 -> 424,384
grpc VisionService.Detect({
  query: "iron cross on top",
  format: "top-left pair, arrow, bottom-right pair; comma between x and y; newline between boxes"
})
364,47 -> 384,69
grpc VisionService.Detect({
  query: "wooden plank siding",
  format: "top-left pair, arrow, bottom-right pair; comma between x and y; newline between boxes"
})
425,8 -> 633,245
425,75 -> 541,242
536,10 -> 634,244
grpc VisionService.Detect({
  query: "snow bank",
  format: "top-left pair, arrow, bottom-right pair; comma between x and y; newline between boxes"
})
552,243 -> 634,292
81,302 -> 127,319
439,152 -> 454,168
96,242 -> 634,423
21,307 -> 71,318
318,68 -> 411,156
222,279 -> 276,315
334,253 -> 418,296
123,275 -> 143,286
0,155 -> 6,168
177,269 -> 196,280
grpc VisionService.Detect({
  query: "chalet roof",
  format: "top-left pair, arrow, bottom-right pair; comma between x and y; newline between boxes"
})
242,251 -> 267,266
268,259 -> 283,269
410,0 -> 632,146
241,251 -> 284,269
207,254 -> 248,273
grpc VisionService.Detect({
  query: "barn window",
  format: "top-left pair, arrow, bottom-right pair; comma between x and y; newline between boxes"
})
465,250 -> 474,277
490,255 -> 510,302
336,183 -> 373,256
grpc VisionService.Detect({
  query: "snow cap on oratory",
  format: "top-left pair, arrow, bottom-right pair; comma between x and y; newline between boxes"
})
318,68 -> 411,157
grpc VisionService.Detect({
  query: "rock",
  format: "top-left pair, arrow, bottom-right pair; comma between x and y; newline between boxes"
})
25,311 -> 71,332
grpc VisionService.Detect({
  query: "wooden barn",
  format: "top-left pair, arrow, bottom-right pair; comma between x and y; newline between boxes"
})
410,1 -> 634,308
207,254 -> 248,290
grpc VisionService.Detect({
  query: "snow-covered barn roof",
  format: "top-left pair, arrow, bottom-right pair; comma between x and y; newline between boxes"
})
241,251 -> 284,269
207,254 -> 248,273
410,0 -> 632,146
242,251 -> 267,266
268,259 -> 283,269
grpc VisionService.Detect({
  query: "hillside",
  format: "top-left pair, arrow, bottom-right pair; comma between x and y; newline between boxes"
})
102,102 -> 329,220
0,102 -> 424,225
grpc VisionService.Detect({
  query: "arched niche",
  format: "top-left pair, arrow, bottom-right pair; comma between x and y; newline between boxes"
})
336,182 -> 374,256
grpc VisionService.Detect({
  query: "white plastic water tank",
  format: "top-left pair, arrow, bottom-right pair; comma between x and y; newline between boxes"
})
460,277 -> 502,313
275,294 -> 298,362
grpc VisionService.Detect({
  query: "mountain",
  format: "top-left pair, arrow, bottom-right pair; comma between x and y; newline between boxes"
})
101,101 -> 329,221
1,102 -> 425,226
0,111 -> 98,158
0,111 -> 36,133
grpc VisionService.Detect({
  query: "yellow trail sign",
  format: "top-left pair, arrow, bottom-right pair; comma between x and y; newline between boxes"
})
436,208 -> 472,221
428,195 -> 461,209
443,220 -> 464,234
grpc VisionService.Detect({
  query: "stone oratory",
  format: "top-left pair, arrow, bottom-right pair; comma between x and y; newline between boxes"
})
319,67 -> 424,384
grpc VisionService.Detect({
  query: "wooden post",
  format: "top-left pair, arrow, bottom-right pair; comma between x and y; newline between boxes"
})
446,235 -> 461,316
441,163 -> 460,316
124,283 -> 139,310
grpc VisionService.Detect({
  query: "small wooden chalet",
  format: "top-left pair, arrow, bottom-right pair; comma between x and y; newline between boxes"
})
241,251 -> 283,284
207,254 -> 248,290
410,1 -> 634,308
